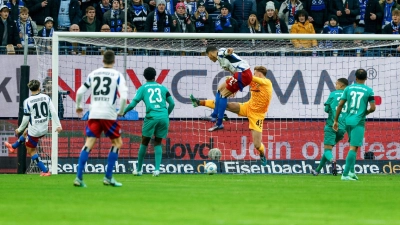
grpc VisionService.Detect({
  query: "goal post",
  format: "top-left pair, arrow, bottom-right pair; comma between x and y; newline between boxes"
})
36,32 -> 400,175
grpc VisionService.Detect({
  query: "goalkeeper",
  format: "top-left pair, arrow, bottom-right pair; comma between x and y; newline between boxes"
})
190,66 -> 272,166
311,78 -> 348,176
123,67 -> 175,177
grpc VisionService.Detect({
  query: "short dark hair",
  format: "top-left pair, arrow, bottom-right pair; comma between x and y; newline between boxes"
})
86,6 -> 95,13
295,9 -> 308,21
206,46 -> 218,53
144,67 -> 156,80
103,50 -> 115,64
337,78 -> 348,86
355,69 -> 367,80
28,80 -> 41,91
254,66 -> 267,76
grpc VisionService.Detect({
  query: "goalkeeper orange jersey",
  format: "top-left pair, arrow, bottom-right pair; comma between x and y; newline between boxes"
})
247,76 -> 273,114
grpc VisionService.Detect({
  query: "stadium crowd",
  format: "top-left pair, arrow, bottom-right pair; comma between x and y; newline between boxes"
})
1,0 -> 400,54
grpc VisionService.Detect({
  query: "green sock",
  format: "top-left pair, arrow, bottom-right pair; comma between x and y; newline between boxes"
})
324,149 -> 333,162
343,150 -> 356,176
154,145 -> 162,171
137,144 -> 147,172
316,155 -> 327,172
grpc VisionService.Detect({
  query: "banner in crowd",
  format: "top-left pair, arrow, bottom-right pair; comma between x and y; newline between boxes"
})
54,159 -> 399,174
0,55 -> 397,118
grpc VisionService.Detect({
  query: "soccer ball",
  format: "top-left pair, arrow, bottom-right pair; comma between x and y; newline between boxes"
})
205,162 -> 218,175
208,148 -> 222,160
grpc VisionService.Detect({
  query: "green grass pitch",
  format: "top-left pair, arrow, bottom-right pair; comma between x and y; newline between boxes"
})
0,174 -> 399,225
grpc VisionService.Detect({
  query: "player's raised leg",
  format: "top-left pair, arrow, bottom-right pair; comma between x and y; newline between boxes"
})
26,135 -> 51,176
5,134 -> 26,153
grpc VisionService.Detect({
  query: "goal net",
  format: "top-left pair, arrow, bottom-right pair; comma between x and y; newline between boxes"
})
34,33 -> 400,175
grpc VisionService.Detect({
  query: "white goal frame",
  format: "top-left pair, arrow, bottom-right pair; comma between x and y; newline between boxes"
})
50,32 -> 400,174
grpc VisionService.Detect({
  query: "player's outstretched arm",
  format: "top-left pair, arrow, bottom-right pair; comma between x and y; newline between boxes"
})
16,115 -> 30,134
117,74 -> 129,116
48,100 -> 62,132
166,95 -> 175,115
123,99 -> 140,115
76,85 -> 88,115
366,102 -> 376,115
333,99 -> 346,131
226,48 -> 234,55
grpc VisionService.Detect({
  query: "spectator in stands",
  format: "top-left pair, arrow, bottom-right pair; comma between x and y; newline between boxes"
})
262,1 -> 288,33
320,15 -> 343,49
164,0 -> 174,14
240,11 -> 263,32
0,5 -> 22,48
278,0 -> 303,31
302,0 -> 328,33
354,0 -> 382,34
38,16 -> 54,37
192,1 -> 213,33
16,7 -> 37,47
172,2 -> 195,32
103,0 -> 126,32
380,0 -> 400,29
232,0 -> 257,28
383,8 -> 400,34
214,2 -> 239,32
128,0 -> 150,32
100,23 -> 111,31
330,0 -> 360,34
290,9 -> 317,48
68,24 -> 81,54
256,0 -> 280,22
184,0 -> 198,15
26,0 -> 54,31
5,0 -> 25,22
144,0 -> 175,32
96,0 -> 111,24
206,0 -> 226,21
78,0 -> 95,17
145,0 -> 157,12
78,6 -> 102,31
53,0 -> 81,31
122,21 -> 135,31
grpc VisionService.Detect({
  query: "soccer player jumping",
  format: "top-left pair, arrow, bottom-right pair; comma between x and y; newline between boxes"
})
334,69 -> 376,181
74,50 -> 128,187
311,78 -> 348,176
202,46 -> 253,132
190,66 -> 272,166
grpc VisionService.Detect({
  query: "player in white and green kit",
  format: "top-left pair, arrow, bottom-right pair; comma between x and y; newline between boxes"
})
123,67 -> 175,177
311,78 -> 348,176
334,69 -> 376,181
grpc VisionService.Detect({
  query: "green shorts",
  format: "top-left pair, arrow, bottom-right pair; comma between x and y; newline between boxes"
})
142,117 -> 170,139
324,126 -> 345,146
346,124 -> 365,147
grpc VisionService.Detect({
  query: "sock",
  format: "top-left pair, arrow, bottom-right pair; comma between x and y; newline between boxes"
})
137,144 -> 147,172
211,92 -> 220,118
31,154 -> 48,173
154,145 -> 162,171
77,146 -> 90,180
324,149 -> 333,162
350,167 -> 355,173
316,155 -> 327,172
106,146 -> 119,179
216,96 -> 228,126
12,135 -> 25,149
203,100 -> 215,109
256,143 -> 265,156
343,150 -> 356,176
